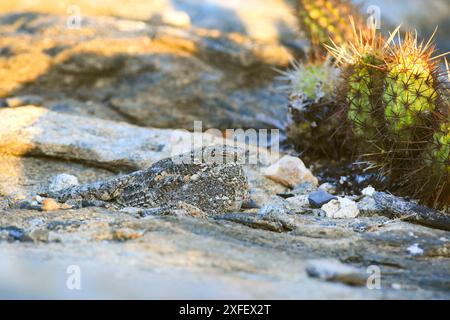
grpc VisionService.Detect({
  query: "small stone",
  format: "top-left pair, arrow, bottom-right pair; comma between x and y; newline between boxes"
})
190,174 -> 200,182
318,182 -> 337,194
17,200 -> 41,211
32,195 -> 43,203
41,198 -> 61,211
406,243 -> 424,256
306,259 -> 366,286
361,186 -> 376,197
161,10 -> 191,28
308,190 -> 337,208
263,155 -> 318,188
339,176 -> 348,185
321,197 -> 359,219
391,283 -> 402,290
0,226 -> 31,242
49,174 -> 79,193
6,95 -> 43,107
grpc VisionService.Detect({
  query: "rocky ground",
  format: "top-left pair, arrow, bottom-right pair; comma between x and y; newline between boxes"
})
0,0 -> 449,299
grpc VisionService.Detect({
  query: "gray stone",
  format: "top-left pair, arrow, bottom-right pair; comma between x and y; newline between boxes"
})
308,190 -> 337,208
48,174 -> 79,193
0,226 -> 30,242
15,200 -> 42,211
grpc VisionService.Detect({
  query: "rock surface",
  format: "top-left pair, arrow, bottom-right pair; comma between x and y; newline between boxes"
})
1,208 -> 449,299
0,8 -> 296,130
0,107 -> 448,298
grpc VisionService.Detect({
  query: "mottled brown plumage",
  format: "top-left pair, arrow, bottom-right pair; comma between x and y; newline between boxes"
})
46,145 -> 249,215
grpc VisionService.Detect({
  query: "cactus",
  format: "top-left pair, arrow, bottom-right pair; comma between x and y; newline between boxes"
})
280,60 -> 338,104
328,27 -> 450,207
287,0 -> 450,208
281,61 -> 346,157
298,0 -> 364,57
420,119 -> 450,205
327,22 -> 389,140
381,31 -> 449,207
430,122 -> 450,174
383,32 -> 441,136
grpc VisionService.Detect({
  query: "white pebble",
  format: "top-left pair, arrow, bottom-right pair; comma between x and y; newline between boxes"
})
339,176 -> 348,185
406,243 -> 424,256
361,186 -> 376,197
391,283 -> 402,290
321,197 -> 359,219
33,195 -> 43,203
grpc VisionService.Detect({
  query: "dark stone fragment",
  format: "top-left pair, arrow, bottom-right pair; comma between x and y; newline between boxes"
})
308,190 -> 337,208
0,226 -> 33,242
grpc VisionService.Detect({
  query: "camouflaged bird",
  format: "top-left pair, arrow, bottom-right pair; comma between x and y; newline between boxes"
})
44,145 -> 249,215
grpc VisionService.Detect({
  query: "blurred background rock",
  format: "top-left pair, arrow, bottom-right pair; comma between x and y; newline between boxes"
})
354,0 -> 450,53
1,0 -> 448,50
